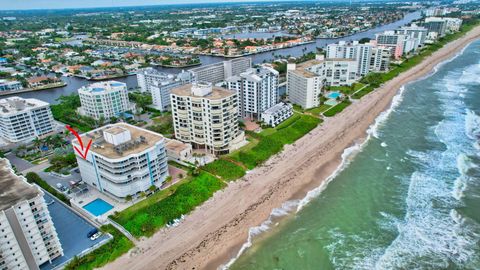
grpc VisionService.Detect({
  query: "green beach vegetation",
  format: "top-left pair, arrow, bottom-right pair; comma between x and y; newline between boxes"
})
64,225 -> 133,270
111,172 -> 224,237
323,100 -> 352,117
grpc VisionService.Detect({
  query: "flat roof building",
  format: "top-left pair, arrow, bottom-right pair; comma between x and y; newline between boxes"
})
0,97 -> 55,142
0,158 -> 63,270
171,82 -> 244,155
72,123 -> 169,199
226,65 -> 279,120
78,81 -> 135,120
189,58 -> 252,84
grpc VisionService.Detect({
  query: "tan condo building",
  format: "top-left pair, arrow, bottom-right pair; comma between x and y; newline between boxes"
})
170,82 -> 244,155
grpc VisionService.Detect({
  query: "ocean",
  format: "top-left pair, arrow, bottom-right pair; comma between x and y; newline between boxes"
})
228,40 -> 480,270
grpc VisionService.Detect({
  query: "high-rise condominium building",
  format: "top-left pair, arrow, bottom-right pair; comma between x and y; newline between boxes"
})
287,56 -> 359,109
375,31 -> 407,59
189,58 -> 252,84
0,97 -> 55,142
326,41 -> 372,76
226,65 -> 279,119
287,60 -> 325,109
170,82 -> 244,155
0,159 -> 63,270
78,81 -> 135,120
73,123 -> 169,199
423,17 -> 448,37
370,47 -> 392,72
396,24 -> 428,48
136,68 -> 191,111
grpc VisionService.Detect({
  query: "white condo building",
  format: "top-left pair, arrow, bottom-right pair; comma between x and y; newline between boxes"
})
171,82 -> 244,155
226,65 -> 279,119
189,58 -> 252,84
0,97 -> 55,143
0,159 -> 63,270
73,123 -> 169,199
326,41 -> 372,76
78,81 -> 135,120
397,24 -> 428,48
375,31 -> 407,59
261,102 -> 293,127
287,56 -> 359,109
370,46 -> 392,72
136,68 -> 191,111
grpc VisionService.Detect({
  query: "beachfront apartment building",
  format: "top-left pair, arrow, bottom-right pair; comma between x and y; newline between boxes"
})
287,59 -> 325,109
326,41 -> 372,76
78,81 -> 135,120
396,24 -> 428,48
0,97 -> 55,143
170,82 -> 244,155
423,18 -> 448,37
370,47 -> 392,72
375,31 -> 406,59
189,58 -> 252,84
0,79 -> 23,92
0,159 -> 63,270
226,65 -> 279,120
137,68 -> 192,111
261,102 -> 293,127
73,123 -> 169,199
287,55 -> 359,109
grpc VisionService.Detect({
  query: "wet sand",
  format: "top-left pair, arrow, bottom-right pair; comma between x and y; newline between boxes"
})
101,25 -> 480,270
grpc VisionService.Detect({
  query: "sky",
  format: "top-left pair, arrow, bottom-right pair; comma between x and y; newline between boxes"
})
0,0 -> 292,11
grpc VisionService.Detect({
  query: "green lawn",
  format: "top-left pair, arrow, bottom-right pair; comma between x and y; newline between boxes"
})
307,104 -> 332,115
329,82 -> 365,95
64,225 -> 133,270
201,159 -> 245,181
231,114 -> 320,169
111,172 -> 224,237
323,100 -> 352,117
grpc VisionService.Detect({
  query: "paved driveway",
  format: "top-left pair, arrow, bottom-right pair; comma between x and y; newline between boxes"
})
5,152 -> 34,172
40,193 -> 110,270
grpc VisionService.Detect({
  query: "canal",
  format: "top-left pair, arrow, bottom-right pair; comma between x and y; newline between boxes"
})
12,11 -> 421,104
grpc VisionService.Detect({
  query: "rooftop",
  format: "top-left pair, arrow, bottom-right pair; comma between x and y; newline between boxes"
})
290,59 -> 324,78
171,83 -> 235,100
0,97 -> 49,114
74,123 -> 164,159
0,159 -> 40,211
78,80 -> 126,95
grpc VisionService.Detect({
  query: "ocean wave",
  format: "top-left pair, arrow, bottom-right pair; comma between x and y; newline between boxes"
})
219,200 -> 299,270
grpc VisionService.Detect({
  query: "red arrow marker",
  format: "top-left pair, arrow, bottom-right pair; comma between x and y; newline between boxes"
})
66,125 -> 92,160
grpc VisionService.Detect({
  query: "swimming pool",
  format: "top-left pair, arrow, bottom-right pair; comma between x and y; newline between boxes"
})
328,92 -> 341,99
83,199 -> 113,216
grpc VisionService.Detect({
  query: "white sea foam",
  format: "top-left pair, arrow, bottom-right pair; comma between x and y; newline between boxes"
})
219,200 -> 298,270
371,57 -> 480,269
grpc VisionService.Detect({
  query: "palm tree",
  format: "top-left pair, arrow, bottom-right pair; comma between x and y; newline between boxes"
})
32,138 -> 41,150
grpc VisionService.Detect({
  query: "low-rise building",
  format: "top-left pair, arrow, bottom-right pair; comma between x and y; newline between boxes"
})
73,123 -> 169,199
261,102 -> 293,127
0,158 -> 63,270
0,79 -> 23,92
0,97 -> 55,142
78,81 -> 135,120
171,82 -> 244,155
164,139 -> 192,162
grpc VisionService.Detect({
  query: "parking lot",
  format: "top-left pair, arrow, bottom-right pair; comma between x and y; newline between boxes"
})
40,193 -> 111,270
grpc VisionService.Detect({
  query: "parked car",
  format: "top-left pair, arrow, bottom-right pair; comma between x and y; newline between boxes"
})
90,232 -> 102,241
87,228 -> 98,238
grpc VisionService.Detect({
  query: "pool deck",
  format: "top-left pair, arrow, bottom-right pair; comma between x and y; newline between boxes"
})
40,193 -> 111,270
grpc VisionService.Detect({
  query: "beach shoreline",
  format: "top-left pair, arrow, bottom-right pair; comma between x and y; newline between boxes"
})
100,25 -> 480,270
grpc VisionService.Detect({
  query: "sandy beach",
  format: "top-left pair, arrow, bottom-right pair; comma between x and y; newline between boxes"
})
101,25 -> 480,270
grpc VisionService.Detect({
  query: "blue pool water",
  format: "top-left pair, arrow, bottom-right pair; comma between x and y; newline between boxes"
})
328,92 -> 341,99
83,199 -> 114,216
